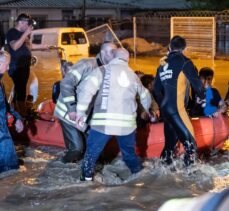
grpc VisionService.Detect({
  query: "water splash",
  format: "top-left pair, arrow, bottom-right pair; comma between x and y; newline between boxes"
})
0,146 -> 228,210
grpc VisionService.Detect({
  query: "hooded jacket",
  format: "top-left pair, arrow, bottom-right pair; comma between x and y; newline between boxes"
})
77,58 -> 152,136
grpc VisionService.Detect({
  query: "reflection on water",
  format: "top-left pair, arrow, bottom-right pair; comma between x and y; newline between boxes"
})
2,56 -> 229,105
0,147 -> 228,210
129,57 -> 229,98
1,55 -> 229,210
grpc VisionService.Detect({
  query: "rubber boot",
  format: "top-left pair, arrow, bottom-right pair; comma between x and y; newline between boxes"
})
183,153 -> 197,167
182,140 -> 197,167
160,149 -> 174,165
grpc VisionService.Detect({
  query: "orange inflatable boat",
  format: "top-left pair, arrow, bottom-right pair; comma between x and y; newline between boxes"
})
11,100 -> 229,158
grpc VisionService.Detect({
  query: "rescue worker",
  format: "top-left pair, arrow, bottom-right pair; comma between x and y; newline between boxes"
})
0,50 -> 24,174
76,48 -> 152,181
153,36 -> 205,166
54,42 -> 117,163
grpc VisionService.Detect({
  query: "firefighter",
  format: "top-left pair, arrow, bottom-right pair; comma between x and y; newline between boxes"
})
54,42 -> 117,163
76,48 -> 152,181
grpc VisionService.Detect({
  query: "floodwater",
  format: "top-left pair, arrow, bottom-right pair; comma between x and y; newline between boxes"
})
1,55 -> 229,210
0,147 -> 228,211
3,55 -> 229,104
129,57 -> 229,98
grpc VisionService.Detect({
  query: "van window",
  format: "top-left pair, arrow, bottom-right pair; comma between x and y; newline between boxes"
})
32,34 -> 42,44
61,32 -> 87,45
43,33 -> 57,46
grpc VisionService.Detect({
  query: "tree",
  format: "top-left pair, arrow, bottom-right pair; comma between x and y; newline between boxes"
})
187,0 -> 229,10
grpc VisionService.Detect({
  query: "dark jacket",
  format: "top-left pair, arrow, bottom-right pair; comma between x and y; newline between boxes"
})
154,52 -> 205,115
0,75 -> 20,173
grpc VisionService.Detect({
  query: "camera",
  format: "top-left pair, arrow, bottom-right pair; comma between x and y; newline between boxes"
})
28,18 -> 37,27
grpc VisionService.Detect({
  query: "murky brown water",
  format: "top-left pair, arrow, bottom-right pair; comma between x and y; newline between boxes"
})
130,57 -> 228,98
1,54 -> 229,210
2,55 -> 229,105
0,147 -> 228,211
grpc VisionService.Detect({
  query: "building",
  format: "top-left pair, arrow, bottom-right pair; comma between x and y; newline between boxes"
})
0,0 -> 190,27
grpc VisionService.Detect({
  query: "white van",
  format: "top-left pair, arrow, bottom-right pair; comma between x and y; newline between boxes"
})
31,27 -> 90,62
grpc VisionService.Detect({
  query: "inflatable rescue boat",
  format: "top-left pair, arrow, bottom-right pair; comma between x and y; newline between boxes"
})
11,100 -> 229,158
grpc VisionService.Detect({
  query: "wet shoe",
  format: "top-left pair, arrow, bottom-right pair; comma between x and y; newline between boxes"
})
61,150 -> 82,163
183,153 -> 196,167
80,174 -> 93,182
160,149 -> 174,165
162,159 -> 172,166
18,158 -> 24,166
60,156 -> 81,164
60,157 -> 68,164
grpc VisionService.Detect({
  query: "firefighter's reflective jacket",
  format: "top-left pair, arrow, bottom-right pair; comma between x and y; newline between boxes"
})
77,58 -> 152,136
54,57 -> 102,127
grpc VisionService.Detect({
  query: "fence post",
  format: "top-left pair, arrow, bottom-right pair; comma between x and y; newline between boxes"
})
133,16 -> 137,59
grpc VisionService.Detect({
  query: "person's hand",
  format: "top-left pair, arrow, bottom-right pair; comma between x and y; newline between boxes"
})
212,111 -> 219,118
75,115 -> 82,126
24,25 -> 33,36
212,110 -> 224,118
68,111 -> 77,121
15,119 -> 24,133
141,111 -> 150,121
155,110 -> 160,118
196,97 -> 206,107
75,115 -> 87,132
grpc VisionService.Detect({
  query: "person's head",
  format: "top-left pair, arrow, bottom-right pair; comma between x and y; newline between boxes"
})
16,13 -> 31,32
199,67 -> 214,88
135,70 -> 144,78
0,50 -> 10,74
99,42 -> 117,64
140,74 -> 155,92
169,35 -> 186,52
112,47 -> 129,62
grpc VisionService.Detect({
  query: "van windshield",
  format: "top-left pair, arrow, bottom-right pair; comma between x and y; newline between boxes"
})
61,32 -> 87,45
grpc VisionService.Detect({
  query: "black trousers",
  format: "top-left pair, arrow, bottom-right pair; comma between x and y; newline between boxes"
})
161,110 -> 197,166
59,119 -> 85,162
10,66 -> 30,102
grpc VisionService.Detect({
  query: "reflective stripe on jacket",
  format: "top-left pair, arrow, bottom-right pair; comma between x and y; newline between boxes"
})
54,57 -> 100,126
89,58 -> 152,135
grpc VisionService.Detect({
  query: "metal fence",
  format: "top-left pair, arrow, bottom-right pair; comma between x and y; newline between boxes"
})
1,10 -> 229,57
109,17 -> 229,58
171,17 -> 215,59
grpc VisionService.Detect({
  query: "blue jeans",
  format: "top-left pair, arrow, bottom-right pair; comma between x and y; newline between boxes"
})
0,127 -> 19,173
81,129 -> 143,178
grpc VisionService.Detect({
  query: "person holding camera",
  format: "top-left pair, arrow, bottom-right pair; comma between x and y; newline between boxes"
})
6,13 -> 34,117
